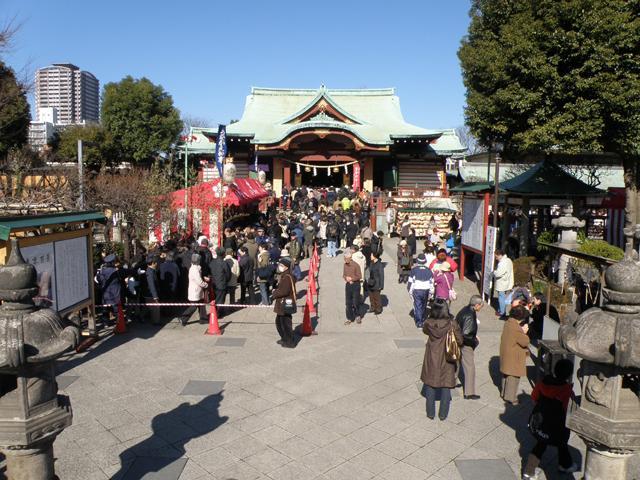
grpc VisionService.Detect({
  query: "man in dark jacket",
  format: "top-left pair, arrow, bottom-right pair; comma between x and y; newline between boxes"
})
196,237 -> 213,277
159,251 -> 180,300
455,295 -> 483,399
238,246 -> 255,304
326,217 -> 340,257
208,247 -> 231,310
143,255 -> 161,325
368,251 -> 385,315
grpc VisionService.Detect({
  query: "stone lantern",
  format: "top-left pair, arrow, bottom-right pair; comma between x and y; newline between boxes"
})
559,232 -> 640,479
551,204 -> 585,284
0,239 -> 79,479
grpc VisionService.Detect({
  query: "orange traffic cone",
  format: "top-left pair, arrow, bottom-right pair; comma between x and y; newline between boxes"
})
309,271 -> 317,299
313,245 -> 320,265
306,287 -> 316,315
301,298 -> 313,336
114,303 -> 127,334
205,300 -> 222,335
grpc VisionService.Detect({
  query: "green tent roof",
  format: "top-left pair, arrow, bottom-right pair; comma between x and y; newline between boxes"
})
449,182 -> 494,193
500,158 -> 605,196
193,86 -> 466,153
0,211 -> 106,240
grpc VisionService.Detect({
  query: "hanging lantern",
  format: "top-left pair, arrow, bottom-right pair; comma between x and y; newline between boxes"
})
326,166 -> 331,176
332,167 -> 339,173
304,166 -> 311,173
344,164 -> 348,174
296,163 -> 300,174
313,167 -> 317,176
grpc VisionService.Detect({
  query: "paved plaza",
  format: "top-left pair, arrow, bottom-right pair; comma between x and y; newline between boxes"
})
51,240 -> 638,480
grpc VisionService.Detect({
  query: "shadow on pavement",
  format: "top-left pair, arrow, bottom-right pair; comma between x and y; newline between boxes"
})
112,392 -> 228,480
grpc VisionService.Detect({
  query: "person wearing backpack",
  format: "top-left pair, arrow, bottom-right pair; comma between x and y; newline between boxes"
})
420,299 -> 462,420
523,359 -> 579,479
326,217 -> 340,257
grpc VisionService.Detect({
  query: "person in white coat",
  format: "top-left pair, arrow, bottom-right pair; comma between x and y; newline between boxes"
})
493,249 -> 514,320
184,253 -> 209,326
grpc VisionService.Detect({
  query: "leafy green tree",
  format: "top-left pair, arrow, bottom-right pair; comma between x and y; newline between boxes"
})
101,76 -> 182,164
459,0 -> 640,223
57,124 -> 118,171
0,61 -> 30,158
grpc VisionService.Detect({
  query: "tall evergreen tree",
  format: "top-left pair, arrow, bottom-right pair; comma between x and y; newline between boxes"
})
0,61 -> 30,159
459,0 -> 640,223
101,76 -> 182,164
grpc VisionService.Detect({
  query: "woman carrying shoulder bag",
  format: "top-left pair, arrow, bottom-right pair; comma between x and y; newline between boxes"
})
420,299 -> 463,420
272,257 -> 297,349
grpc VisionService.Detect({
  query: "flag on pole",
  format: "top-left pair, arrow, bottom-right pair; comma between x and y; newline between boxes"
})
215,125 -> 227,178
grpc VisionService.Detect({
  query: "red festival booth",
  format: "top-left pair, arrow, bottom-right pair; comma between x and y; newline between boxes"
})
156,178 -> 268,245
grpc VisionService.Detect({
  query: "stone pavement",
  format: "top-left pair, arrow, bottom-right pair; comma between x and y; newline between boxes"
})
47,239 -> 638,480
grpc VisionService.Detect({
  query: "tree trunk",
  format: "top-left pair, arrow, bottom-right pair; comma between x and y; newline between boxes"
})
623,156 -> 638,228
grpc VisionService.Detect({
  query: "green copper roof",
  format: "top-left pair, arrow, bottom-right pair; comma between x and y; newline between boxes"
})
500,159 -> 605,196
0,211 -> 106,240
194,86 -> 465,152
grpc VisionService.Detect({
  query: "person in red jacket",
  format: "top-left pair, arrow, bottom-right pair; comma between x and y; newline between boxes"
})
522,359 -> 579,479
429,248 -> 458,273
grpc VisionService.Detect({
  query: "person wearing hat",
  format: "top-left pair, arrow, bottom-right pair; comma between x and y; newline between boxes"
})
407,253 -> 434,328
397,239 -> 412,283
433,261 -> 455,302
343,251 -> 363,325
272,257 -> 297,348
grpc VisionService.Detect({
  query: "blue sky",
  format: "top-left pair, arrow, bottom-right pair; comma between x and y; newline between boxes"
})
3,0 -> 472,130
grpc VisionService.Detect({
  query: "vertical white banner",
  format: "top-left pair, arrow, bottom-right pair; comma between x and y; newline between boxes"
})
482,226 -> 498,301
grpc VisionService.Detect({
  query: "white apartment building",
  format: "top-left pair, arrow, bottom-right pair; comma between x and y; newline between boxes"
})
35,63 -> 99,125
28,121 -> 55,151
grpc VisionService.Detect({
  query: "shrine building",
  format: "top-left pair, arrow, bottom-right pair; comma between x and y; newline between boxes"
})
180,86 -> 465,195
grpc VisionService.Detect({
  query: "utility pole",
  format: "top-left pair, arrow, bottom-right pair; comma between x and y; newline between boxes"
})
77,139 -> 84,210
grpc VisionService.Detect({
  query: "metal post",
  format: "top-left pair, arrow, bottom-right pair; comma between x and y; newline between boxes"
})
184,128 -> 190,232
493,151 -> 500,227
77,139 -> 84,210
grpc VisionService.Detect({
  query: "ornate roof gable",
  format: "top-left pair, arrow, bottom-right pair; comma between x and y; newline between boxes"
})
282,86 -> 364,125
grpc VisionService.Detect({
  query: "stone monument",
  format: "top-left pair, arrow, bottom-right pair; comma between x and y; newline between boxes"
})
551,204 -> 586,285
559,230 -> 640,479
0,239 -> 79,479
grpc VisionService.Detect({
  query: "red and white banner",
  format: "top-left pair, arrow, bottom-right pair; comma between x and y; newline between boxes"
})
352,162 -> 361,191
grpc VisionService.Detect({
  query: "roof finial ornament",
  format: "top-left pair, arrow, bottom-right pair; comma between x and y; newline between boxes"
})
319,84 -> 326,92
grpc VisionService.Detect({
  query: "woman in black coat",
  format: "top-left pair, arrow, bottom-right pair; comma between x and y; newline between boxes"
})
368,251 -> 385,314
272,257 -> 297,348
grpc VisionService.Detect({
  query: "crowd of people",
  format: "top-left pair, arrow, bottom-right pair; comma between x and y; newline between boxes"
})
95,182 -> 575,479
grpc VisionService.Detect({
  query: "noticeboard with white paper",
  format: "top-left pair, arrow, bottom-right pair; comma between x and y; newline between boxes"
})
54,236 -> 90,311
461,198 -> 485,251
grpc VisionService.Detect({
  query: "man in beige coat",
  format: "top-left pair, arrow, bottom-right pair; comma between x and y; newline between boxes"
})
499,305 -> 530,404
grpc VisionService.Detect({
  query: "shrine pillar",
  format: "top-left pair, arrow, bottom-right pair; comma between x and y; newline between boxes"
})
363,158 -> 374,192
272,157 -> 283,196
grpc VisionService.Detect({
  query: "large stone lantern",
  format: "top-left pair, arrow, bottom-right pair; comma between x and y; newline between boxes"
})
559,233 -> 640,479
0,239 -> 79,479
551,204 -> 586,284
